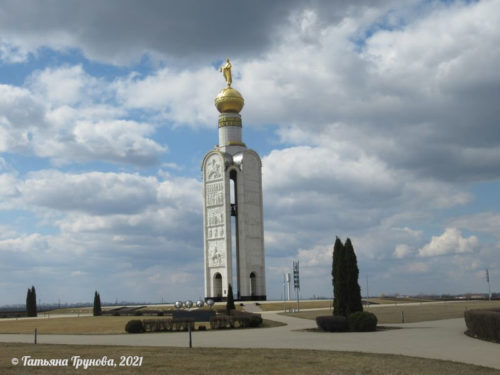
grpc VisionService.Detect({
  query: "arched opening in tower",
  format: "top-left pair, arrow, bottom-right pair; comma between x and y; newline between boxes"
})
213,272 -> 222,298
250,272 -> 256,297
229,169 -> 240,299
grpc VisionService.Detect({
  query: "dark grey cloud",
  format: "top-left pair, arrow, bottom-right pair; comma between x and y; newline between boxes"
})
0,0 -> 403,65
0,0 -> 298,64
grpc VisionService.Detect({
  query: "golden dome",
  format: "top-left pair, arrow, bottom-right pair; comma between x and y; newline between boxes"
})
215,87 -> 244,113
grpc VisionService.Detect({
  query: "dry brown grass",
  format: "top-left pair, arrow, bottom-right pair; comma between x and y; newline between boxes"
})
43,307 -> 93,315
0,316 -> 283,335
258,300 -> 333,311
257,297 -> 432,312
0,343 -> 497,374
0,317 -> 131,335
285,300 -> 500,323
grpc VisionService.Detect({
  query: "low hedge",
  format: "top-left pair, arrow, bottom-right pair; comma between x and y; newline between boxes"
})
348,311 -> 378,332
464,308 -> 500,342
209,313 -> 263,329
315,316 -> 347,332
125,320 -> 144,333
127,313 -> 263,333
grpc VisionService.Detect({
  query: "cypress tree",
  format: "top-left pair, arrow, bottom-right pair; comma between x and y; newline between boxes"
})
332,237 -> 347,316
345,238 -> 363,315
93,291 -> 102,316
26,288 -> 32,317
31,286 -> 37,317
226,283 -> 235,315
26,286 -> 37,317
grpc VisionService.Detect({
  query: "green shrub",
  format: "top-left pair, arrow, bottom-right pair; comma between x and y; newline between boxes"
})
198,325 -> 206,331
348,311 -> 377,332
316,315 -> 347,332
157,311 -> 164,316
134,311 -> 143,316
248,314 -> 263,327
464,308 -> 500,342
112,311 -> 120,316
125,320 -> 144,333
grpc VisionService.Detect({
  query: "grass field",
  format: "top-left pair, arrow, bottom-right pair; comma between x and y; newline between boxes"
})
257,297 -> 433,312
284,300 -> 500,323
0,343 -> 498,374
0,316 -> 283,334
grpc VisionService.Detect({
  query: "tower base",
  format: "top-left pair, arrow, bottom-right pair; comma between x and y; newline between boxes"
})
205,295 -> 267,302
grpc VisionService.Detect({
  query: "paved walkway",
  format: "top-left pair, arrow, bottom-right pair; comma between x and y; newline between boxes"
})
0,314 -> 499,370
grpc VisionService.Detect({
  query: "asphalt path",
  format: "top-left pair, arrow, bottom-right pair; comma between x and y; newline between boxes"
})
0,313 -> 499,370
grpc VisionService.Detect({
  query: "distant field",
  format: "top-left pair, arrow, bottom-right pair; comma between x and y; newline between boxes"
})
44,302 -> 241,315
257,297 -> 432,312
258,300 -> 333,311
1,343 -> 498,375
283,300 -> 500,323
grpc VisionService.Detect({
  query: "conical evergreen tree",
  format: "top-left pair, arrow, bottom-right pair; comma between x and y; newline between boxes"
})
26,288 -> 32,317
93,291 -> 102,316
332,237 -> 347,316
226,283 -> 235,315
31,286 -> 37,317
26,286 -> 37,317
345,238 -> 363,315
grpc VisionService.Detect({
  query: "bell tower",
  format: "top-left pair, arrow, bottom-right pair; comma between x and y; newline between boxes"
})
202,59 -> 266,301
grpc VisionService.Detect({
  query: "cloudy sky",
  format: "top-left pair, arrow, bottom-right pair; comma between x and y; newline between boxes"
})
0,0 -> 498,305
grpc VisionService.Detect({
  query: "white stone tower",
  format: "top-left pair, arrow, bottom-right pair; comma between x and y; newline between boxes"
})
202,59 -> 266,301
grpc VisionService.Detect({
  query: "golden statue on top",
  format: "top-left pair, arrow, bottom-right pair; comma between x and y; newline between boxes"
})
220,58 -> 232,87
215,58 -> 244,114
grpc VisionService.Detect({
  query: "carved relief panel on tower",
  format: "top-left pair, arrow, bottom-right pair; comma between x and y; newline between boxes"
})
205,181 -> 224,207
208,240 -> 226,267
205,154 -> 223,182
206,206 -> 225,240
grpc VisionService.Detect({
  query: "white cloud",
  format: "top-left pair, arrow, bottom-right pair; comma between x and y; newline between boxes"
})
35,119 -> 166,166
0,41 -> 29,63
28,65 -> 97,106
19,170 -> 159,215
0,70 -> 166,165
394,244 -> 412,259
114,67 -> 220,128
451,212 -> 500,239
298,244 -> 331,267
418,227 -> 479,257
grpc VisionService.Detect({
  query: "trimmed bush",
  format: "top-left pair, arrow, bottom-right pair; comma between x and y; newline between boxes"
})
142,319 -> 173,332
209,312 -> 263,329
348,311 -> 377,332
112,312 -> 120,316
198,325 -> 206,331
125,320 -> 144,333
316,315 -> 347,332
232,311 -> 263,327
134,311 -> 143,316
172,318 -> 195,331
248,314 -> 263,327
465,308 -> 500,342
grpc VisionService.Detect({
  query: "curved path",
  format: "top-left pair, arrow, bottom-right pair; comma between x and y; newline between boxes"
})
0,313 -> 499,370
